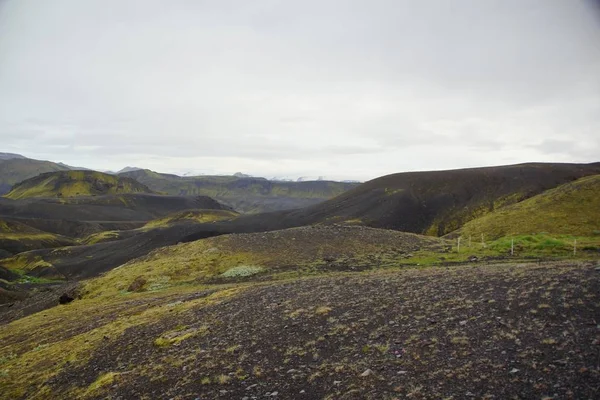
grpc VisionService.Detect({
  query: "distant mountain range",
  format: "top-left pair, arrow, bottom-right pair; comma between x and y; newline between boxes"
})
0,153 -> 360,212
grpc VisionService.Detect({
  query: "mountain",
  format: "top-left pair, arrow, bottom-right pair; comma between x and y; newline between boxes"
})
0,152 -> 26,160
227,162 -> 600,236
116,166 -> 143,174
119,169 -> 359,213
0,158 -> 72,195
454,174 -> 600,239
4,170 -> 155,199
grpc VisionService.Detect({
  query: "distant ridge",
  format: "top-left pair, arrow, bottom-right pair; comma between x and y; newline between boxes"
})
0,152 -> 26,160
119,169 -> 359,213
232,162 -> 600,236
5,170 -> 155,199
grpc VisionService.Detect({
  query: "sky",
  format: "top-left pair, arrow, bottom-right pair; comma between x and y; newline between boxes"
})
0,0 -> 599,181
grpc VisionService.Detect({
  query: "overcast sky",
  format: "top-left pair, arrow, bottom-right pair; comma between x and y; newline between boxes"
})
0,0 -> 599,181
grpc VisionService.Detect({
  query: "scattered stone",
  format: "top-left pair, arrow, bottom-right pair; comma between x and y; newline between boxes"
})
397,370 -> 408,375
271,391 -> 279,396
287,369 -> 297,374
58,293 -> 75,304
510,368 -> 519,374
360,369 -> 374,377
333,380 -> 341,385
300,390 -> 306,394
459,320 -> 468,326
127,276 -> 147,292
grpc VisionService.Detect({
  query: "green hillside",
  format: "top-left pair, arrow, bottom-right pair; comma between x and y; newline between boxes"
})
0,158 -> 71,195
0,218 -> 75,255
5,171 -> 154,200
456,174 -> 600,239
119,169 -> 359,213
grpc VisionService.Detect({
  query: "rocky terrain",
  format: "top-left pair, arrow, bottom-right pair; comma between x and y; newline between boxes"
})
1,261 -> 598,399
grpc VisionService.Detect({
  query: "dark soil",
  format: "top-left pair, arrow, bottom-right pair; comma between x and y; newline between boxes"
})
40,261 -> 600,400
227,162 -> 600,236
0,193 -> 232,222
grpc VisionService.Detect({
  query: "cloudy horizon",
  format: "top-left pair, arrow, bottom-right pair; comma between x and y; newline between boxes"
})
1,0 -> 599,181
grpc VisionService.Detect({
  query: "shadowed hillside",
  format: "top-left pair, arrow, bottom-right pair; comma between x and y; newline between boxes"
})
230,162 -> 600,236
0,194 -> 230,222
119,169 -> 359,213
0,218 -> 76,254
454,174 -> 600,239
5,170 -> 154,199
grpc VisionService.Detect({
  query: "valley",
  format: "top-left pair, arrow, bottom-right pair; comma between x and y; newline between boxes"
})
0,159 -> 599,399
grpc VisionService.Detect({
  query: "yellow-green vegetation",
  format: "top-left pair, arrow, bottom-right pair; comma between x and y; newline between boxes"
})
84,372 -> 120,396
410,233 -> 600,265
80,230 -> 121,245
456,175 -> 600,239
81,226 -> 446,299
5,170 -> 153,199
1,253 -> 55,275
424,192 -> 527,236
0,286 -> 241,399
0,218 -> 76,255
143,209 -> 239,229
154,325 -> 209,347
0,158 -> 70,195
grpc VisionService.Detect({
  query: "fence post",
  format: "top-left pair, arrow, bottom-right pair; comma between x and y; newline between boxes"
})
511,238 -> 514,256
457,237 -> 461,253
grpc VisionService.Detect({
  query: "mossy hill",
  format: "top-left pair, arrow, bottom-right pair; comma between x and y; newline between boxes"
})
241,162 -> 600,236
0,218 -> 75,255
0,158 -> 71,195
454,174 -> 600,239
119,169 -> 359,213
5,171 -> 154,199
82,225 -> 447,298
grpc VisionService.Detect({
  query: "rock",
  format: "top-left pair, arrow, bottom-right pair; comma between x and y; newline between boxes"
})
286,369 -> 297,374
509,368 -> 519,374
397,370 -> 407,375
333,380 -> 341,385
58,293 -> 75,304
360,369 -> 374,377
127,276 -> 147,292
300,390 -> 306,394
271,392 -> 279,396
468,255 -> 478,262
459,320 -> 467,326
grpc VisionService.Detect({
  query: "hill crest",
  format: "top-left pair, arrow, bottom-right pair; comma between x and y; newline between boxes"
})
5,170 -> 154,200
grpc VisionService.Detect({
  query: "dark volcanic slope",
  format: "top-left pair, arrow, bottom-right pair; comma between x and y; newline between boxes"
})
0,194 -> 231,222
230,162 -> 600,236
9,222 -> 226,280
2,262 -> 598,399
5,170 -> 153,199
120,169 -> 359,213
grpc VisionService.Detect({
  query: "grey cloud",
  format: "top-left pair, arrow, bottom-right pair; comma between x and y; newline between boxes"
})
0,0 -> 599,180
